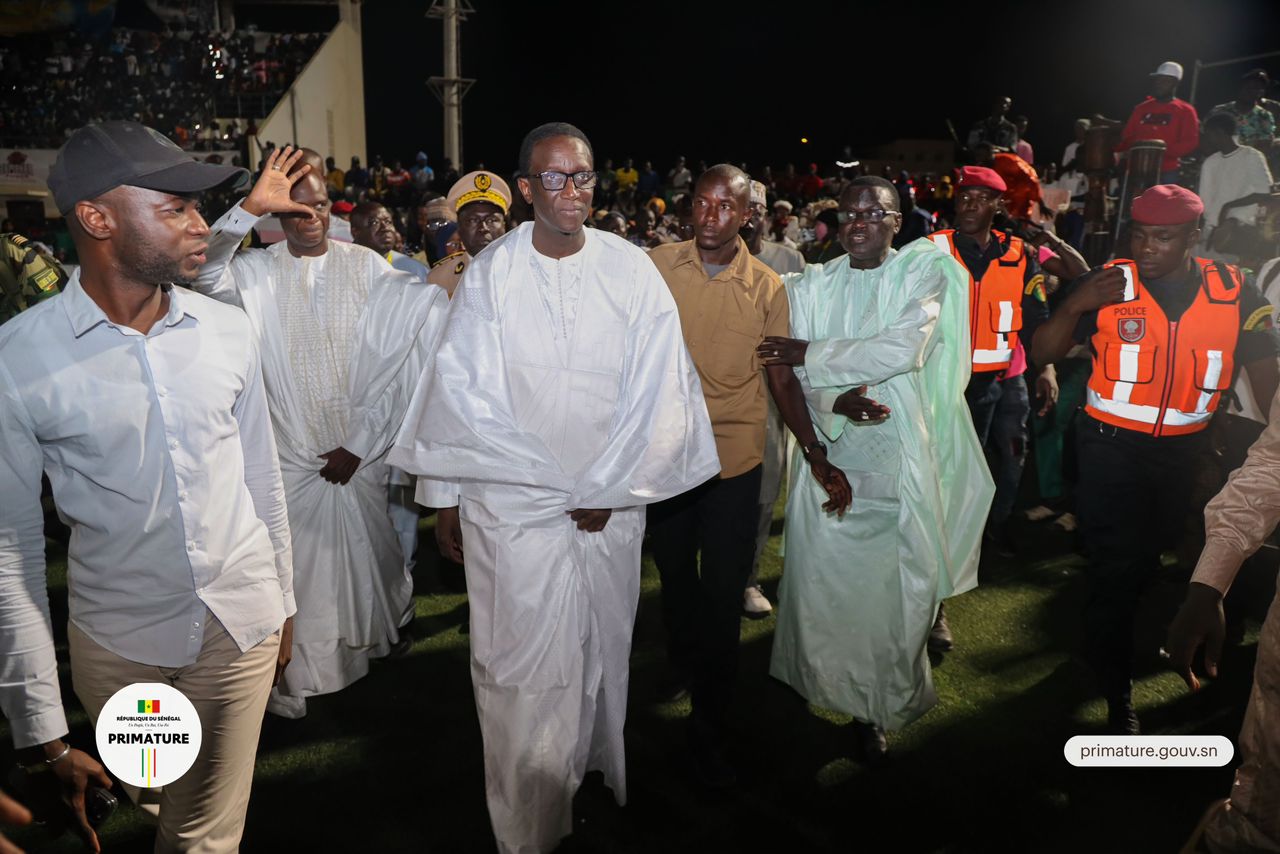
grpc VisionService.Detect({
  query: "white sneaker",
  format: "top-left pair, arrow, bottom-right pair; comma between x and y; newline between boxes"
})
1053,512 -> 1078,532
743,584 -> 772,618
1023,505 -> 1056,522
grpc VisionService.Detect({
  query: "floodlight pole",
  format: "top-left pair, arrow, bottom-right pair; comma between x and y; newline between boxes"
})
1189,49 -> 1280,105
427,0 -> 475,170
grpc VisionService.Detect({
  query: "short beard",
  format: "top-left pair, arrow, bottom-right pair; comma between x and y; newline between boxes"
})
120,231 -> 187,285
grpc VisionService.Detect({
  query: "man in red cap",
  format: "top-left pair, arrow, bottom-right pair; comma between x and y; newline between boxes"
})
1033,184 -> 1279,733
929,166 -> 1054,600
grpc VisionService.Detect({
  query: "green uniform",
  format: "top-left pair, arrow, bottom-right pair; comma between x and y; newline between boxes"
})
0,233 -> 66,324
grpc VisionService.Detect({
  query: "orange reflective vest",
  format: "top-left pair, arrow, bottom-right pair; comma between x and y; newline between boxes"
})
1085,258 -> 1243,437
931,229 -> 1027,372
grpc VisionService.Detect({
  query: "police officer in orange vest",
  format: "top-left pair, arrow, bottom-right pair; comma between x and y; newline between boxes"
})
1033,184 -> 1280,733
928,165 -> 1054,647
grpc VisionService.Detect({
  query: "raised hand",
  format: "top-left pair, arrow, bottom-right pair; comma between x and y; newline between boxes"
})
242,146 -> 315,218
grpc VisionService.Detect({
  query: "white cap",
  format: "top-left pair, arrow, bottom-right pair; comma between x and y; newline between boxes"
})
1151,61 -> 1183,81
749,180 -> 767,207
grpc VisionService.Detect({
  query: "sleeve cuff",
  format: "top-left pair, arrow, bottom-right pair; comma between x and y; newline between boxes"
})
1190,539 -> 1246,596
415,477 -> 460,508
280,590 -> 297,619
810,389 -> 848,442
341,423 -> 377,462
11,709 -> 69,751
215,201 -> 263,238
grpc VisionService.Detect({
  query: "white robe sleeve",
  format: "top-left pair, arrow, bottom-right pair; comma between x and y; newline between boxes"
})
192,200 -> 262,306
785,269 -> 852,443
566,259 -> 719,510
801,253 -> 949,390
343,255 -> 451,463
232,333 -> 296,617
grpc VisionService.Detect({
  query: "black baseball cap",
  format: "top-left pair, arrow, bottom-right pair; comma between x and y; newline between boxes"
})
49,121 -> 249,215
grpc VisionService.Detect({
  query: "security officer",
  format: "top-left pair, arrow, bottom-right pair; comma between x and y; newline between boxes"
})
928,165 -> 1053,647
426,170 -> 511,298
0,233 -> 67,324
1033,184 -> 1280,733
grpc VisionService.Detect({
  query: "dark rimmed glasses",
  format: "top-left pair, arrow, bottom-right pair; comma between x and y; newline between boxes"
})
836,208 -> 899,224
527,170 -> 598,191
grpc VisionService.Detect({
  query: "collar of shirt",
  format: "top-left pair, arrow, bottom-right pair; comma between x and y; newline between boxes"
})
670,235 -> 754,285
62,270 -> 195,339
953,230 -> 1008,278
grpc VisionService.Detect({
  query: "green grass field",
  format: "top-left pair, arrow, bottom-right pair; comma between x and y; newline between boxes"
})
5,503 -> 1271,854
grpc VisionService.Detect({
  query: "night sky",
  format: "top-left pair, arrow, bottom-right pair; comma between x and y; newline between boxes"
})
352,0 -> 1280,176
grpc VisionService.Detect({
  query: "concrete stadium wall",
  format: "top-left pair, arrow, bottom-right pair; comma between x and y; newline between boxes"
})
253,21 -> 366,171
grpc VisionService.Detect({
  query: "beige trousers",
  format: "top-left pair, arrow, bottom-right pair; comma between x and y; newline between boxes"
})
1206,582 -> 1280,852
70,611 -> 279,854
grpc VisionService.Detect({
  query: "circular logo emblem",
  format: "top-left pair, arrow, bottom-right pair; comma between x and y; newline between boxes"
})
474,173 -> 492,191
95,683 -> 202,789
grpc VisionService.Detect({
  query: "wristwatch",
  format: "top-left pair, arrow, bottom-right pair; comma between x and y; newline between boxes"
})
801,440 -> 827,461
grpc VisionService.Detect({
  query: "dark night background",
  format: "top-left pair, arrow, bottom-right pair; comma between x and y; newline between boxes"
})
326,0 -> 1280,176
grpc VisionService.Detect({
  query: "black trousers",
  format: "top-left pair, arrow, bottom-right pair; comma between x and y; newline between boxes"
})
1075,416 -> 1206,701
648,465 -> 762,741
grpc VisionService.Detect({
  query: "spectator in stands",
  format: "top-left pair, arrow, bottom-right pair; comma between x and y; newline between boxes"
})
798,163 -> 824,201
1198,112 -> 1275,256
968,95 -> 1019,151
385,159 -> 412,207
1061,118 -> 1090,170
638,160 -> 661,202
346,156 -> 369,198
1014,116 -> 1034,164
410,152 -> 434,198
668,156 -> 693,199
1117,61 -> 1199,184
325,156 -> 345,199
1211,69 -> 1279,154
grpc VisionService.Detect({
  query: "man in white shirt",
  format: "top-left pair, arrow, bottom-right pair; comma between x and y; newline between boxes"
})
0,121 -> 297,852
1199,112 -> 1274,254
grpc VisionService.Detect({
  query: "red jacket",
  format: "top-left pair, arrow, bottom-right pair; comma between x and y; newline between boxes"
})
1118,97 -> 1200,172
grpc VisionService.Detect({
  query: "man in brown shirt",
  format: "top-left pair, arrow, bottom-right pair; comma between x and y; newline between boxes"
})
647,164 -> 850,788
1168,385 -> 1280,852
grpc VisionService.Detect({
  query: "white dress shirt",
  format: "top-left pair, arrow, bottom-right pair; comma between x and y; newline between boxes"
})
0,274 -> 294,747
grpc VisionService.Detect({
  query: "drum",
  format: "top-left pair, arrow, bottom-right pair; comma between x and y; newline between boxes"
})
1083,125 -> 1120,172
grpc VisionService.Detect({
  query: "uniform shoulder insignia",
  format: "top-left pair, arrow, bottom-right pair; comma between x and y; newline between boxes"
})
1025,273 -> 1047,303
455,260 -> 466,274
1244,305 -> 1274,332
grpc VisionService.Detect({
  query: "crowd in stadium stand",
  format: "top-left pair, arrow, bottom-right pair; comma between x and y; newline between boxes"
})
0,27 -> 324,151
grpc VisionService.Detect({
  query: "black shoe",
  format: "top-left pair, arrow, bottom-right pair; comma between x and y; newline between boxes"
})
386,626 -> 415,660
851,719 -> 888,765
984,521 -> 1017,558
928,603 -> 954,653
691,738 -> 737,789
1106,698 -> 1140,735
657,671 -> 690,704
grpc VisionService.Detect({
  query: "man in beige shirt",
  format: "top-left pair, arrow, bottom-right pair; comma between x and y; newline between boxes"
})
647,164 -> 850,788
1169,385 -> 1280,852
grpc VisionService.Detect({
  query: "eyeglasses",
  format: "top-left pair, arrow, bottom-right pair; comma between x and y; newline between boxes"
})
528,170 -> 598,191
836,209 -> 899,224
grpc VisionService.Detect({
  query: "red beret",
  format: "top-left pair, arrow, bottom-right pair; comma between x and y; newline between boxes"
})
956,165 -> 1007,194
1130,184 -> 1204,225
332,200 -> 354,214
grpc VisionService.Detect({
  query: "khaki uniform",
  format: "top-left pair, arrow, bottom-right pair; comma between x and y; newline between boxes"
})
425,251 -> 470,298
0,233 -> 66,324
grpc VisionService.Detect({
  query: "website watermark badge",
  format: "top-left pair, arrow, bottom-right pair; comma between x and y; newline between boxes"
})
1064,735 -> 1233,767
95,683 -> 202,788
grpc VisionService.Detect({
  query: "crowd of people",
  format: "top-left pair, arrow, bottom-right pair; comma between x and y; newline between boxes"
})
0,27 -> 324,150
3,48 -> 1280,854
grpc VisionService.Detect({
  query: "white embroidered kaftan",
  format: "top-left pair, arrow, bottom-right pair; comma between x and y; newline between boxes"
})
195,202 -> 449,715
388,223 -> 718,854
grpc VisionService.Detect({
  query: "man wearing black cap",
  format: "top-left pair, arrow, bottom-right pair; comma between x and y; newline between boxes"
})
0,122 -> 309,851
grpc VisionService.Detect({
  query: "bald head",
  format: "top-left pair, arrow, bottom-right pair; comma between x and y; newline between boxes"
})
695,164 -> 751,207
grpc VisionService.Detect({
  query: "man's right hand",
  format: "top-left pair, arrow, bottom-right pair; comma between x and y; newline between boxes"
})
834,386 -> 891,422
17,742 -> 112,854
436,506 -> 464,563
1065,265 -> 1129,313
1166,582 -> 1226,692
0,789 -> 31,854
241,146 -> 316,218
